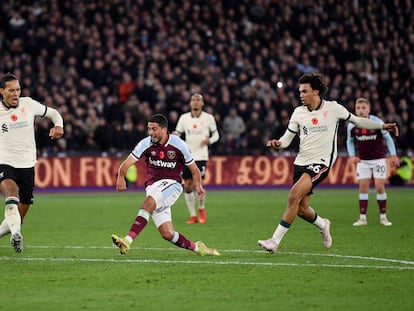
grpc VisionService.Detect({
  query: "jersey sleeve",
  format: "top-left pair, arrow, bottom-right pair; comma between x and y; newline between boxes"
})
277,108 -> 299,149
333,101 -> 352,120
346,123 -> 356,157
175,137 -> 194,165
26,97 -> 48,116
207,114 -> 220,144
174,115 -> 185,136
131,137 -> 151,160
286,108 -> 300,133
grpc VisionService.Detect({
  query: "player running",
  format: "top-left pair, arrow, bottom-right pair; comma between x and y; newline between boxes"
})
257,73 -> 399,254
0,73 -> 64,252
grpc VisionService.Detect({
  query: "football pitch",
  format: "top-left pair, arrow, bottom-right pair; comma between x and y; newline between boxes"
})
0,187 -> 413,311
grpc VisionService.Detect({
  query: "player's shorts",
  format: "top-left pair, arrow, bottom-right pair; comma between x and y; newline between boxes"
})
182,161 -> 207,180
145,179 -> 183,228
293,164 -> 330,194
0,164 -> 34,204
356,158 -> 387,180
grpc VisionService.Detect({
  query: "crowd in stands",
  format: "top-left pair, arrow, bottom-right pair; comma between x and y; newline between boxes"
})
1,0 -> 413,158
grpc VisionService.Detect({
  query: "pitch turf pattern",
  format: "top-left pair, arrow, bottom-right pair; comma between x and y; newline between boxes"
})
0,245 -> 412,270
0,189 -> 413,310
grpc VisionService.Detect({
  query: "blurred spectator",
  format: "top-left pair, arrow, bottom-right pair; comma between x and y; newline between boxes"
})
0,0 -> 412,157
245,110 -> 265,137
246,127 -> 265,156
118,72 -> 136,104
94,118 -> 113,152
222,107 -> 246,152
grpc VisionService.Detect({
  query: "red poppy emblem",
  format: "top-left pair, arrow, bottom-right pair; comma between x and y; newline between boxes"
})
193,124 -> 197,129
159,151 -> 165,159
361,128 -> 367,135
311,117 -> 318,125
11,114 -> 18,121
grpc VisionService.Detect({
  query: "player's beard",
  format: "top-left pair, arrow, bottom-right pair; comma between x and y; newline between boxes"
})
151,136 -> 160,144
151,136 -> 162,145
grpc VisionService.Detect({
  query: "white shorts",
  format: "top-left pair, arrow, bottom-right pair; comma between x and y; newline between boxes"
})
356,158 -> 387,180
146,179 -> 183,228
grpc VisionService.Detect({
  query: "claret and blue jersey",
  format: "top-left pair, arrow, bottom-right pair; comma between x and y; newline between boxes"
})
130,134 -> 194,186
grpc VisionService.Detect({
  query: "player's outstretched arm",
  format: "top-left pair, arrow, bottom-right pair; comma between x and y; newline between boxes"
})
266,139 -> 281,149
382,123 -> 399,136
49,126 -> 64,139
350,114 -> 399,137
266,129 -> 296,150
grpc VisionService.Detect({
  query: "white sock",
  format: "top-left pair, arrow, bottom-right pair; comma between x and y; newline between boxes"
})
360,214 -> 367,221
171,231 -> 179,243
272,224 -> 289,244
4,197 -> 21,235
377,193 -> 387,201
198,196 -> 205,210
312,215 -> 326,230
184,192 -> 196,217
0,218 -> 10,238
138,208 -> 150,221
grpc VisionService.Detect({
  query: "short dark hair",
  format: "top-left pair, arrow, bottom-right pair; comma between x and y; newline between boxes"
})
191,93 -> 204,101
148,114 -> 168,128
299,73 -> 328,95
0,73 -> 19,88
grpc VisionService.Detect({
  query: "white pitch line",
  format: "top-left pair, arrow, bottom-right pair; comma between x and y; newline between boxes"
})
0,256 -> 413,270
0,245 -> 413,269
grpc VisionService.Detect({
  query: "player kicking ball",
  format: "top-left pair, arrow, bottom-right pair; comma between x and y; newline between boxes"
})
111,114 -> 219,256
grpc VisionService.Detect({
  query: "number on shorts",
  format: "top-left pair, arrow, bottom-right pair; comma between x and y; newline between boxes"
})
375,165 -> 386,173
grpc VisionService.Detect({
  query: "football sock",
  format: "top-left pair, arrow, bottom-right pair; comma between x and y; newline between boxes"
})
4,197 -> 21,235
377,193 -> 387,214
272,220 -> 290,244
380,213 -> 388,221
312,214 -> 326,230
127,209 -> 150,240
0,218 -> 10,237
198,192 -> 205,210
170,231 -> 196,251
359,193 -> 369,215
184,191 -> 197,217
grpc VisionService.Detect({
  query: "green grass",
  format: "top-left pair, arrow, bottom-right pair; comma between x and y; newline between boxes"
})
0,187 -> 413,311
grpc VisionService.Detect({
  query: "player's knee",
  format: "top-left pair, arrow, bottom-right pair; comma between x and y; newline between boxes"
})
141,197 -> 156,213
160,230 -> 174,241
287,195 -> 301,209
183,181 -> 194,193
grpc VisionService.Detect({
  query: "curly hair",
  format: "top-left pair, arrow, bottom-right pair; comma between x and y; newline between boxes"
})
299,73 -> 328,95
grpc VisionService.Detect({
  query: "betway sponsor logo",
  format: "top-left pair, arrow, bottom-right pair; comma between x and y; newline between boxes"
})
149,157 -> 177,169
356,134 -> 377,141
